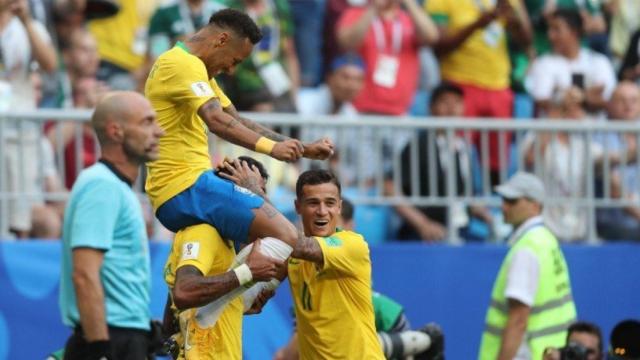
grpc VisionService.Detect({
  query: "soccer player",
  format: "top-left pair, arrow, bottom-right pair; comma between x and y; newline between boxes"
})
285,170 -> 384,359
162,157 -> 282,360
144,9 -> 334,253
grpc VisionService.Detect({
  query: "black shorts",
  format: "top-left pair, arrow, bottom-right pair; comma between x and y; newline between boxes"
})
64,326 -> 151,360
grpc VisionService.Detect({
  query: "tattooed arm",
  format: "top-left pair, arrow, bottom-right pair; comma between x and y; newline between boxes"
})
198,98 -> 262,151
291,234 -> 324,266
224,104 -> 291,142
224,104 -> 334,161
172,240 -> 281,310
198,99 -> 304,161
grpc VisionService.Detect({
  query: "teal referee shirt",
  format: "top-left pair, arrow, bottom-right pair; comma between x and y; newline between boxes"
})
59,160 -> 151,330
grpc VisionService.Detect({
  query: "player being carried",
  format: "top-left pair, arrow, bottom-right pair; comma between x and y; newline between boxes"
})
145,8 -> 333,252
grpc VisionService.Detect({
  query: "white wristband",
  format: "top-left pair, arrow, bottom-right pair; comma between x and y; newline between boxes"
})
233,264 -> 253,286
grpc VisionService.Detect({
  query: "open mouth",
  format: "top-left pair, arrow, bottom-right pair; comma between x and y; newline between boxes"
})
314,219 -> 329,227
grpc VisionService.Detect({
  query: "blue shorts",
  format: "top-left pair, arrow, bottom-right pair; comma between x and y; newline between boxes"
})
156,171 -> 264,243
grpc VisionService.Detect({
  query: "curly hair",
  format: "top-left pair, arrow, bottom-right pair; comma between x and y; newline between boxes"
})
209,9 -> 263,44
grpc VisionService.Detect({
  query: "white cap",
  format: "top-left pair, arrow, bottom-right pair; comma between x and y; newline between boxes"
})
494,172 -> 545,203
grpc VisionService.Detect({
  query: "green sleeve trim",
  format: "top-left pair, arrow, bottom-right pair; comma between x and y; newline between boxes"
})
431,13 -> 449,25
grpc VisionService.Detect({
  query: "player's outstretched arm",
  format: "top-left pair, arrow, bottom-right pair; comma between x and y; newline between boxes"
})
224,104 -> 335,161
198,99 -> 304,162
172,240 -> 283,310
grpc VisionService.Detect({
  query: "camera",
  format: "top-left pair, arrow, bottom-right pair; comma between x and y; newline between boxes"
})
560,341 -> 590,360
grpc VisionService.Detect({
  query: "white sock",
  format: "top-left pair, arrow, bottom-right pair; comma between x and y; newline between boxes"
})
378,330 -> 432,358
194,237 -> 292,327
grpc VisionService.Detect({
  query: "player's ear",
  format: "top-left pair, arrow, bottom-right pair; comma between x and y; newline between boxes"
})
218,31 -> 229,47
294,199 -> 301,214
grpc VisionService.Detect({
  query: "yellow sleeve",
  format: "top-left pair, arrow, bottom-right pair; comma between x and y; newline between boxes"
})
174,224 -> 226,275
426,0 -> 450,24
317,231 -> 369,276
162,52 -> 221,112
210,77 -> 232,108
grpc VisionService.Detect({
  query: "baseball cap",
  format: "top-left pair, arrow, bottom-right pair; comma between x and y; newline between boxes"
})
330,54 -> 365,73
609,319 -> 640,359
494,172 -> 545,203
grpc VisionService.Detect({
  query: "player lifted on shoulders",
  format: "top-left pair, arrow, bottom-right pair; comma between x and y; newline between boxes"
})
144,9 -> 333,251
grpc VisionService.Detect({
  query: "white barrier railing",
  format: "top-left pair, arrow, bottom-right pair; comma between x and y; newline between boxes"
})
2,110 -> 640,244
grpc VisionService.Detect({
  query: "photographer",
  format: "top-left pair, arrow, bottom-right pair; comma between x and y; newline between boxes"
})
542,321 -> 603,360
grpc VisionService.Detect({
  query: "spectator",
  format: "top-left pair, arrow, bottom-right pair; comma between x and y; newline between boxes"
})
619,29 -> 640,83
523,86 -> 638,241
605,0 -> 640,63
526,0 -> 607,55
542,321 -> 603,360
289,0 -> 325,86
297,54 -> 364,117
391,83 -> 492,242
46,27 -> 105,188
426,0 -> 532,185
57,27 -> 101,107
297,54 -> 376,185
321,0 -> 350,77
609,319 -> 640,360
526,8 -> 616,116
1,0 -> 59,238
596,81 -> 640,241
479,172 -> 577,360
147,0 -> 226,61
88,0 -> 158,90
337,0 -> 439,116
59,92 -> 164,359
221,0 -> 300,112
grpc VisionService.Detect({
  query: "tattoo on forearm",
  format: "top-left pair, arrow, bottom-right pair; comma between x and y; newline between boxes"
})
174,265 -> 239,308
224,117 -> 239,130
238,116 -> 289,142
292,235 -> 324,264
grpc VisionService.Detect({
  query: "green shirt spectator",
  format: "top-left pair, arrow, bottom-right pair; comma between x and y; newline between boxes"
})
222,0 -> 299,111
148,0 -> 226,59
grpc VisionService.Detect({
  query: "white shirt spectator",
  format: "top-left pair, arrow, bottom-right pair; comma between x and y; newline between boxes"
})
0,17 -> 51,113
526,48 -> 617,103
521,132 -> 604,241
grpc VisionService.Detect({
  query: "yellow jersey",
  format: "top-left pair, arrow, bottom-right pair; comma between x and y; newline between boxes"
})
164,224 -> 242,360
144,42 -> 232,210
426,0 -> 520,89
287,230 -> 383,360
88,0 -> 157,71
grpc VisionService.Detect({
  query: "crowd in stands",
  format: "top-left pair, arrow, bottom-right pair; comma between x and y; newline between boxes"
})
2,0 -> 640,243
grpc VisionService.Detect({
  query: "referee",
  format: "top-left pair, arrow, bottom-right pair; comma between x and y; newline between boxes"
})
59,92 -> 164,359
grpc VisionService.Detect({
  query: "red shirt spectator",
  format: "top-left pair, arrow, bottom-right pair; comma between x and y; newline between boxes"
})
337,1 -> 438,115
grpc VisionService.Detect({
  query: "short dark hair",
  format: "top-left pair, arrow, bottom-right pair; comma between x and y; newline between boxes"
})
296,169 -> 342,199
341,198 -> 354,223
216,156 -> 269,181
567,321 -> 603,355
430,82 -> 464,108
552,8 -> 584,37
209,9 -> 263,44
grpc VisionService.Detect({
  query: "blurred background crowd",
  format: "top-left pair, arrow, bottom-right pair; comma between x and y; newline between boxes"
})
2,0 -> 640,244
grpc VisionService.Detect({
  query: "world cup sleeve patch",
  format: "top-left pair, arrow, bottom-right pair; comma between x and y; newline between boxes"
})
191,81 -> 214,97
181,242 -> 200,260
